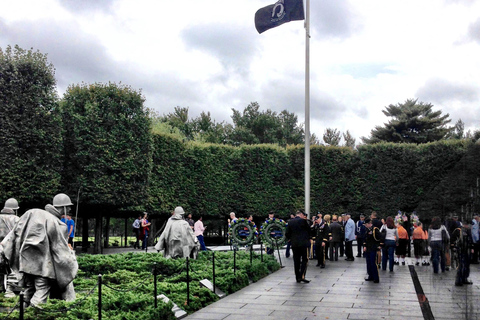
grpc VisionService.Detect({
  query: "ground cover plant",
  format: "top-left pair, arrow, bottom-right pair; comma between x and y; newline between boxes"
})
0,250 -> 280,319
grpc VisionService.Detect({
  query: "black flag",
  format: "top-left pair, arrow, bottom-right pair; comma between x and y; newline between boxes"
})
255,0 -> 305,34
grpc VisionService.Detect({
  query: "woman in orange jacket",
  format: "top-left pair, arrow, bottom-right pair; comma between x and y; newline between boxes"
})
395,222 -> 409,265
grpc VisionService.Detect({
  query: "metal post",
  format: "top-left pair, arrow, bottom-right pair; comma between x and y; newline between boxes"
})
261,242 -> 263,262
98,274 -> 102,320
154,262 -> 158,308
212,251 -> 216,294
19,292 -> 24,320
275,238 -> 283,268
234,249 -> 237,276
250,244 -> 253,265
145,234 -> 148,253
304,0 -> 311,219
186,257 -> 190,305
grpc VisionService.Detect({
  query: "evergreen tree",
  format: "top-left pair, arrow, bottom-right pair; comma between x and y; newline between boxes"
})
361,99 -> 453,144
343,130 -> 356,148
323,128 -> 341,146
447,119 -> 465,139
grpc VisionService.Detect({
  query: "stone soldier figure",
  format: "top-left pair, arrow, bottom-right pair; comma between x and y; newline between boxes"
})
0,206 -> 20,297
0,193 -> 78,307
155,206 -> 199,259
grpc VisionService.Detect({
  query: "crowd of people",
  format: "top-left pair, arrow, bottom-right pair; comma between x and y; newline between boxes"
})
283,210 -> 479,286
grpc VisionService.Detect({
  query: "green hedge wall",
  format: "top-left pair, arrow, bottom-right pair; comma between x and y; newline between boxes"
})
147,134 -> 474,220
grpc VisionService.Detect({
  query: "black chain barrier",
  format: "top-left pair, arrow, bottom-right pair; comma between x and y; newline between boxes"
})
102,276 -> 151,293
31,281 -> 98,314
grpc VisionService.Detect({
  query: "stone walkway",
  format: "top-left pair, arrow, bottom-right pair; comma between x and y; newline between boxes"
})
183,249 -> 480,320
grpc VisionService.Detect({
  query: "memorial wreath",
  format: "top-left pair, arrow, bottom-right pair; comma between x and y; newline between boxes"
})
228,218 -> 258,246
259,218 -> 287,247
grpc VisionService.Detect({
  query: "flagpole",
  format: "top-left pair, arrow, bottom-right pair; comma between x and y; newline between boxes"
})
304,0 -> 311,219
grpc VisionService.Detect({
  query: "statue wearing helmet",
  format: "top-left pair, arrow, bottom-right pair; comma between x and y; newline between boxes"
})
155,206 -> 199,259
0,194 -> 77,307
53,193 -> 75,248
3,198 -> 19,216
0,206 -> 20,297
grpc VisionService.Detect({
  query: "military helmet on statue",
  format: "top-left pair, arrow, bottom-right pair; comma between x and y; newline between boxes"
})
4,198 -> 19,210
53,193 -> 73,207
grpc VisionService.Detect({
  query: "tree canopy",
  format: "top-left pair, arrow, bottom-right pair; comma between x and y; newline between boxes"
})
60,82 -> 152,209
155,102 -> 307,147
0,45 -> 62,204
361,99 -> 453,144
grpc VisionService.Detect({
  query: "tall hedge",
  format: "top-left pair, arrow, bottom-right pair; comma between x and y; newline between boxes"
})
60,83 -> 152,210
0,45 -> 62,206
288,145 -> 358,215
355,140 -> 470,218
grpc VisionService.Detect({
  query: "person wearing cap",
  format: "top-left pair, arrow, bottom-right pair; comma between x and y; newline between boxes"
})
0,193 -> 78,307
355,215 -> 366,257
155,206 -> 199,258
286,210 -> 311,283
363,217 -> 381,283
0,206 -> 20,297
313,215 -> 330,268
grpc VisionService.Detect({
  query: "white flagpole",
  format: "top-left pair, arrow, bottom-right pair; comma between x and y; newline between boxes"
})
304,0 -> 311,219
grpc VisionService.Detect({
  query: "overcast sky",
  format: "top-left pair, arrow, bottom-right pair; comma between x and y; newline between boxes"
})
1,0 -> 480,142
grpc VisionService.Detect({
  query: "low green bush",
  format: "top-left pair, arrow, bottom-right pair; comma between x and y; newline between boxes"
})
0,250 -> 280,319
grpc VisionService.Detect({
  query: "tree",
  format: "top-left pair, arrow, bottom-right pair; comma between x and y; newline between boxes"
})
0,45 -> 63,205
60,82 -> 153,208
343,130 -> 356,148
446,119 -> 465,140
229,102 -> 304,146
361,99 -> 453,144
323,128 -> 341,146
161,106 -> 195,140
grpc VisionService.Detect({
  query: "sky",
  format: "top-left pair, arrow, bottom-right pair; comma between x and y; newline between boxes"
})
1,0 -> 480,143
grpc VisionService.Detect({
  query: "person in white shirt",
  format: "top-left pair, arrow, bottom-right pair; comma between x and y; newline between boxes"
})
380,216 -> 399,272
428,216 -> 450,273
194,216 -> 207,251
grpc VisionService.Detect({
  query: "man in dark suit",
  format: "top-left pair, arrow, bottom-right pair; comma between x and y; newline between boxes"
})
286,210 -> 311,283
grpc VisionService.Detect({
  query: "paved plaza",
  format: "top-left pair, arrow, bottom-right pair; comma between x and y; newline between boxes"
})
184,248 -> 480,320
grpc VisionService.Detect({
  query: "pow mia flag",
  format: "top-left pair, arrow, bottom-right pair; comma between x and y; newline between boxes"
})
255,0 -> 305,34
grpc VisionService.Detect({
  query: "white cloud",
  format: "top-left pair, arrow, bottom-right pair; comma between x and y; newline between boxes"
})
1,0 -> 480,141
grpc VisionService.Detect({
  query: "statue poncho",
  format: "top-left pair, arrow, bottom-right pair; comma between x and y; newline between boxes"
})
0,213 -> 19,243
155,213 -> 199,258
0,208 -> 78,289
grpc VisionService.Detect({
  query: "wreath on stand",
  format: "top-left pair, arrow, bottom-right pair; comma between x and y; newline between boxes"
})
228,218 -> 258,246
259,218 -> 288,248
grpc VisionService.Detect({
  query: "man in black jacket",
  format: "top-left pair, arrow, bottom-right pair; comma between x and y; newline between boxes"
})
286,210 -> 311,283
314,217 -> 330,268
329,215 -> 342,261
363,218 -> 381,283
451,220 -> 474,286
